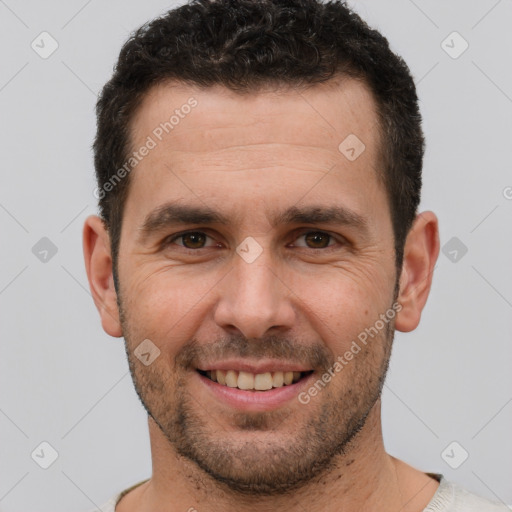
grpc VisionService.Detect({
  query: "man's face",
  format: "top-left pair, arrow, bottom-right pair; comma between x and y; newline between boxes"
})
116,79 -> 398,494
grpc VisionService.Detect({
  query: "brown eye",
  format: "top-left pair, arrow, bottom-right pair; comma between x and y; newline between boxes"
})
305,232 -> 331,248
298,231 -> 334,249
179,232 -> 207,249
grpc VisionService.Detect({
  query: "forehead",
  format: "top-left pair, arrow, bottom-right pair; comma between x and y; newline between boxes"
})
124,78 -> 387,229
130,77 -> 380,157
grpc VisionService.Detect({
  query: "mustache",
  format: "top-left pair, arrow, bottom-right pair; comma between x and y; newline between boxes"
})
176,334 -> 334,372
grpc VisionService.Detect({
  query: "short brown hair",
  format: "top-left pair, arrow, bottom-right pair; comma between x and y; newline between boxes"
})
93,0 -> 424,282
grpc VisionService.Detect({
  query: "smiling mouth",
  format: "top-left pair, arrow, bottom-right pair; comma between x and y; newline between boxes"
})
197,369 -> 314,391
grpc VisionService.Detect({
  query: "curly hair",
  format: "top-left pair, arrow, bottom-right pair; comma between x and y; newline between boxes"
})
93,0 -> 424,278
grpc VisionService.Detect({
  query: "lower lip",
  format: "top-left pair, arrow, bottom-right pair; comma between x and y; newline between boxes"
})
197,372 -> 314,412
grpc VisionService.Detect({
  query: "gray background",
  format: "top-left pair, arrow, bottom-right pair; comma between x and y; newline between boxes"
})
0,0 -> 511,510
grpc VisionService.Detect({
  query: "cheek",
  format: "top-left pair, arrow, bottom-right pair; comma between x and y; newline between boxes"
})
121,266 -> 222,346
289,268 -> 390,353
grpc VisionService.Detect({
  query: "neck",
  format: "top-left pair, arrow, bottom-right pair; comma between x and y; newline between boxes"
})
123,400 -> 410,512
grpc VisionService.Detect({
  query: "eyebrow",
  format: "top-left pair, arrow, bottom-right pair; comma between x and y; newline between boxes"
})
272,205 -> 368,232
138,202 -> 369,242
139,203 -> 230,240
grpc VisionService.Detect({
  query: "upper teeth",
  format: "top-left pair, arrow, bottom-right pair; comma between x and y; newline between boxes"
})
206,370 -> 302,390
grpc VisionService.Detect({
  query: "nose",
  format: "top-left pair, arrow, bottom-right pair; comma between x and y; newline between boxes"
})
213,251 -> 296,340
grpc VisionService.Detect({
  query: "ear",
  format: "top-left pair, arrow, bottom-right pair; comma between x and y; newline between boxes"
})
395,211 -> 440,333
83,215 -> 123,337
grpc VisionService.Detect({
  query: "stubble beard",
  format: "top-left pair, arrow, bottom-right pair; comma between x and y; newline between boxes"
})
118,296 -> 395,496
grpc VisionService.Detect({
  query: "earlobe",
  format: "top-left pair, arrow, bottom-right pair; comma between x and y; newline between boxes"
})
83,215 -> 123,337
395,211 -> 440,333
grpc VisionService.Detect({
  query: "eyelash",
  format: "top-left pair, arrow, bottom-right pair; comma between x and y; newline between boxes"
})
163,230 -> 344,253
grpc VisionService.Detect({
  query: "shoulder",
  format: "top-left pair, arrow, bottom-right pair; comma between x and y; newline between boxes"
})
96,495 -> 118,512
95,479 -> 150,512
424,475 -> 510,511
